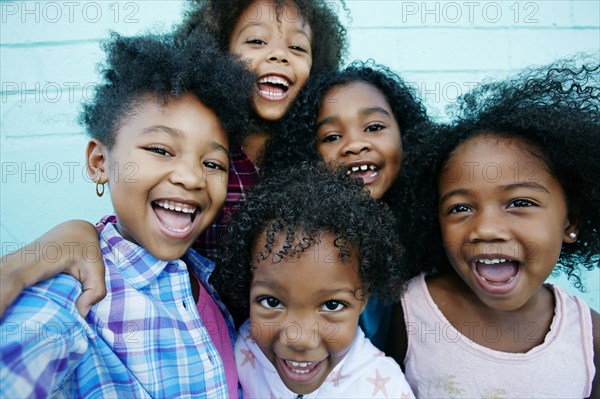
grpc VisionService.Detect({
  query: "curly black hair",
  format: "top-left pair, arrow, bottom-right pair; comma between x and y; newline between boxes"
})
260,61 -> 430,224
401,56 -> 600,288
215,162 -> 410,312
176,0 -> 348,70
79,32 -> 255,148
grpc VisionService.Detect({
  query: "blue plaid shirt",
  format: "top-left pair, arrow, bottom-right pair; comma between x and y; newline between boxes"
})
1,223 -> 235,398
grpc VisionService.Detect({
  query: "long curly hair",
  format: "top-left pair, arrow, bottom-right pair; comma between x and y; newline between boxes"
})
80,32 -> 255,147
214,162 -> 410,313
400,56 -> 600,288
261,61 -> 430,237
176,0 -> 348,70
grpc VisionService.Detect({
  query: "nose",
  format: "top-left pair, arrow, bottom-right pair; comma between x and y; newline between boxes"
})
267,40 -> 289,64
169,158 -> 206,190
468,207 -> 511,243
280,318 -> 320,352
341,132 -> 371,156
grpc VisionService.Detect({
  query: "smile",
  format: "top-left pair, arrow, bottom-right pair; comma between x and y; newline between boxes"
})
345,163 -> 381,183
257,74 -> 291,101
276,356 -> 324,384
472,257 -> 521,294
152,199 -> 199,234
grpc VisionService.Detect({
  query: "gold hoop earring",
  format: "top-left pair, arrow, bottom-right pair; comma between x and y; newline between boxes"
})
96,178 -> 105,197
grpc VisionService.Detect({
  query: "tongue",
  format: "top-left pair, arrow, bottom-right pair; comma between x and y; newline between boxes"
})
154,206 -> 192,230
350,169 -> 375,179
476,261 -> 518,283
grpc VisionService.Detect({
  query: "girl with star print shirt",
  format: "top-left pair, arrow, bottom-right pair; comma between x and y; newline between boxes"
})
218,163 -> 415,398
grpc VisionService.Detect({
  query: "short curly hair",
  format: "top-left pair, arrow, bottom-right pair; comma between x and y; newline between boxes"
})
261,61 -> 430,229
401,57 -> 600,288
215,162 -> 410,311
176,0 -> 348,70
80,32 -> 255,148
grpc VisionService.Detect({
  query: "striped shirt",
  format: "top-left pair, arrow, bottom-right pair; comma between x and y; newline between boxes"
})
1,223 -> 234,398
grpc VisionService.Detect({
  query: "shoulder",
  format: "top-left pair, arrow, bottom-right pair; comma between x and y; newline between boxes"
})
1,276 -> 89,397
4,274 -> 83,319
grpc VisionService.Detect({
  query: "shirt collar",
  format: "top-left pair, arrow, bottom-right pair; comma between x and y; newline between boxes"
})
99,223 -> 184,289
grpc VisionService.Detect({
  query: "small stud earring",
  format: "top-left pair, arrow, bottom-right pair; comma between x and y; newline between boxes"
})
568,232 -> 577,240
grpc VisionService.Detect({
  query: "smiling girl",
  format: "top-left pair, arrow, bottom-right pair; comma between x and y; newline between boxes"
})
388,58 -> 600,398
219,162 -> 415,398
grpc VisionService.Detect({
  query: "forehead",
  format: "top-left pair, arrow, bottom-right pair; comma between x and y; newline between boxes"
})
251,229 -> 356,267
441,135 -> 553,185
320,81 -> 392,115
237,0 -> 310,31
251,230 -> 361,286
116,94 -> 227,142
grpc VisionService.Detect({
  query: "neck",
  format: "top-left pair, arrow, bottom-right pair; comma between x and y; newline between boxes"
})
242,132 -> 271,165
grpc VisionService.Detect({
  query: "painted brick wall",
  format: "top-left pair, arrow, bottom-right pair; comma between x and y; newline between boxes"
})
1,0 -> 599,308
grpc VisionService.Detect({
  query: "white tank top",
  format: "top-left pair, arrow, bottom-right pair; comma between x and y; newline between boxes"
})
401,274 -> 595,398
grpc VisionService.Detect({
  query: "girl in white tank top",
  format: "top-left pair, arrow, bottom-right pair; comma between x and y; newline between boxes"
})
388,57 -> 599,398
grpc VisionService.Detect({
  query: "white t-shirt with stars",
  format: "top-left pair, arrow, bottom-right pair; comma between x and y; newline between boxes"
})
235,320 -> 415,398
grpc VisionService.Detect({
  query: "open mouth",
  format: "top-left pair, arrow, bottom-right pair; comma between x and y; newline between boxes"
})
472,257 -> 521,295
346,163 -> 380,182
277,357 -> 325,384
285,360 -> 316,374
152,199 -> 199,233
257,75 -> 291,101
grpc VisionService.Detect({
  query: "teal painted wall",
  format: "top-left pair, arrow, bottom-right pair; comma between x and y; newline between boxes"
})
1,1 -> 599,310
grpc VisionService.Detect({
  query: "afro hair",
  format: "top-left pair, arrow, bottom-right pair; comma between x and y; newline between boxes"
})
214,162 -> 411,312
400,56 -> 600,288
260,61 -> 430,239
80,32 -> 255,148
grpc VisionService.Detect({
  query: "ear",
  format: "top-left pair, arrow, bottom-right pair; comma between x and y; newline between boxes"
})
359,293 -> 369,315
563,211 -> 580,244
86,139 -> 109,184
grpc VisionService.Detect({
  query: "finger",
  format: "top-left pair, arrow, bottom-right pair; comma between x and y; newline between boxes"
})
74,266 -> 107,317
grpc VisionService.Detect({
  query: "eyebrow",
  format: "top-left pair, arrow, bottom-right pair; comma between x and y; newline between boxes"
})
141,125 -> 229,156
439,182 -> 551,204
251,280 -> 357,296
236,22 -> 311,42
315,107 -> 391,131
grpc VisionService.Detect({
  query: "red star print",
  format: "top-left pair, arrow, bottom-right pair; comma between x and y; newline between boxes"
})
240,349 -> 256,369
367,368 -> 391,397
326,366 -> 350,387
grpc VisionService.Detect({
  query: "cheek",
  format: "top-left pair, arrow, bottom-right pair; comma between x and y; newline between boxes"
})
326,321 -> 357,357
316,145 -> 337,163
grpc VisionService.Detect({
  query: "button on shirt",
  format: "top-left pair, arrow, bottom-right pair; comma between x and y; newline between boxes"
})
1,223 -> 233,398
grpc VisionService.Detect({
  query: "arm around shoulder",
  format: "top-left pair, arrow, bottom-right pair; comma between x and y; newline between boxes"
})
1,283 -> 89,397
0,220 -> 106,317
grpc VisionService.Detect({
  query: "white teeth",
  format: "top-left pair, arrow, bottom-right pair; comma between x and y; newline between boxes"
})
477,258 -> 507,265
348,164 -> 378,174
155,199 -> 196,214
258,76 -> 289,87
289,360 -> 312,367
